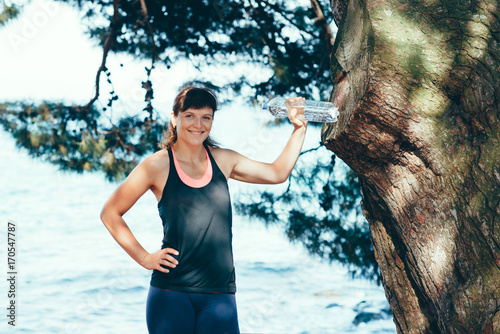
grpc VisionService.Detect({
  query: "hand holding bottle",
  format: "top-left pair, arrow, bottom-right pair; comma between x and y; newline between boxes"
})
285,97 -> 308,128
263,97 -> 339,123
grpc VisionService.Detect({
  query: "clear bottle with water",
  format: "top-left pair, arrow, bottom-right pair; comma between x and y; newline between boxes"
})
262,97 -> 339,123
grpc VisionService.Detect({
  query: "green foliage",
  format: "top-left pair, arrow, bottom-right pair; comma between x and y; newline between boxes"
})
0,4 -> 21,25
0,101 -> 164,181
60,0 -> 334,100
235,147 -> 379,281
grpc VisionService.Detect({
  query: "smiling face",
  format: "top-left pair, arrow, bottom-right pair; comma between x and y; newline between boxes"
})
172,107 -> 214,147
161,86 -> 219,150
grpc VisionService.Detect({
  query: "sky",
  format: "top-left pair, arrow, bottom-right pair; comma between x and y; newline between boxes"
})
0,0 -> 336,109
1,0 -> 105,103
0,0 -> 228,116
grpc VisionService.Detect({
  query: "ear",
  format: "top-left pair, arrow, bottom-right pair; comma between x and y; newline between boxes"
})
171,112 -> 177,128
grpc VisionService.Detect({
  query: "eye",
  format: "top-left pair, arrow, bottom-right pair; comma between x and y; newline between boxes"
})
185,114 -> 193,118
203,116 -> 212,120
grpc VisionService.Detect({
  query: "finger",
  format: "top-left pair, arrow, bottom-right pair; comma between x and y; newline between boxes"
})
161,259 -> 177,268
291,117 -> 306,127
160,250 -> 179,265
164,248 -> 179,256
297,101 -> 305,111
290,108 -> 305,123
160,255 -> 178,267
157,266 -> 170,273
164,255 -> 179,265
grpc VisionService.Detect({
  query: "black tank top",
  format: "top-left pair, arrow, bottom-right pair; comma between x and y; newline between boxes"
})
150,146 -> 236,293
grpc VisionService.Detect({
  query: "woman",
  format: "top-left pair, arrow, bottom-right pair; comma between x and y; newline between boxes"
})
100,86 -> 307,334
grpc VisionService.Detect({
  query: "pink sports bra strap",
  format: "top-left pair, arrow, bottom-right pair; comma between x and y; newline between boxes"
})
171,148 -> 213,188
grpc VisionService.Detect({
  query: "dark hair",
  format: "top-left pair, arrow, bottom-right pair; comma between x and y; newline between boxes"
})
161,86 -> 219,149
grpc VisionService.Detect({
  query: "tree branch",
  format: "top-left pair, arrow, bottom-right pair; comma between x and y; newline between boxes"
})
310,0 -> 335,55
139,0 -> 157,62
139,0 -> 157,119
84,0 -> 120,111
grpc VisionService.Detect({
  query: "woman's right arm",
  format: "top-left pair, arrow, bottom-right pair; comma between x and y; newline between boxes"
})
100,157 -> 178,273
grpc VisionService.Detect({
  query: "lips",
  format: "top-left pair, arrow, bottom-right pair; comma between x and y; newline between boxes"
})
188,130 -> 204,136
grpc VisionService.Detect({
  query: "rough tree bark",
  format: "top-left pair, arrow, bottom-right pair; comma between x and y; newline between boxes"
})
323,0 -> 500,333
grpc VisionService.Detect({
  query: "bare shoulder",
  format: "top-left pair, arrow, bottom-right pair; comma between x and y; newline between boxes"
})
209,147 -> 242,163
128,148 -> 170,184
142,148 -> 170,174
137,149 -> 170,199
208,147 -> 242,179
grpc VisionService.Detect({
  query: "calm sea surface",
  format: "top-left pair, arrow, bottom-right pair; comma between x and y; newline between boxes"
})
1,119 -> 396,333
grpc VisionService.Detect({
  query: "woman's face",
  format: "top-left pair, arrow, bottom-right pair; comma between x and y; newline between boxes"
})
173,107 -> 214,146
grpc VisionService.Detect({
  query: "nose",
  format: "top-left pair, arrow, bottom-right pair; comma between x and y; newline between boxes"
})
194,117 -> 202,128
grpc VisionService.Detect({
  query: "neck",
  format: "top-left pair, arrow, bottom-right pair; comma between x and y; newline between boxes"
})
172,141 -> 206,162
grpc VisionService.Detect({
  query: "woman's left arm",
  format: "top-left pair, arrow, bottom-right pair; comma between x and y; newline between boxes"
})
228,98 -> 308,184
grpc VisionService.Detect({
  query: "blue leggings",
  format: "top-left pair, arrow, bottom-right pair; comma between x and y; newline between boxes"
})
146,286 -> 240,334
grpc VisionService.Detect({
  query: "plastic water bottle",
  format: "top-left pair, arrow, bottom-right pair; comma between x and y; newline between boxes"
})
262,97 -> 339,123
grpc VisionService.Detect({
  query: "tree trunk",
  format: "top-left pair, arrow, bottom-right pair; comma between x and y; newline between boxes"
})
323,0 -> 500,333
